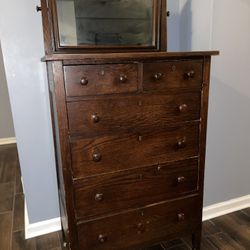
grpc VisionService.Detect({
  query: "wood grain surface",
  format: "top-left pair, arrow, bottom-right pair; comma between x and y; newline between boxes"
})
67,93 -> 201,136
70,123 -> 199,178
74,158 -> 199,220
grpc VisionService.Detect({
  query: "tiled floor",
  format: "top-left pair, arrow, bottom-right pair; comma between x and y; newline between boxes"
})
0,144 -> 250,250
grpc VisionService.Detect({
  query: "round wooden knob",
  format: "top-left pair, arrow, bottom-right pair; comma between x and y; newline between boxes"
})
178,104 -> 188,113
137,222 -> 146,234
119,74 -> 127,83
137,222 -> 143,229
154,72 -> 163,80
93,152 -> 102,162
80,77 -> 88,85
91,114 -> 100,123
177,176 -> 186,183
186,70 -> 195,79
95,193 -> 104,201
176,138 -> 186,149
178,213 -> 185,221
98,234 -> 107,243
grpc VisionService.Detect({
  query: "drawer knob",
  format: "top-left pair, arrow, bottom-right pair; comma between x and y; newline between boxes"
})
95,193 -> 104,201
119,74 -> 128,83
178,213 -> 185,221
178,104 -> 188,113
176,138 -> 187,149
137,222 -> 146,233
98,234 -> 107,243
137,222 -> 143,229
154,72 -> 163,80
177,176 -> 186,183
80,77 -> 88,85
185,70 -> 195,79
91,114 -> 100,123
93,152 -> 102,162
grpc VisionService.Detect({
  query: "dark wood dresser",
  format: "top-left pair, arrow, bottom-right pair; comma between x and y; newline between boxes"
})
38,1 -> 218,249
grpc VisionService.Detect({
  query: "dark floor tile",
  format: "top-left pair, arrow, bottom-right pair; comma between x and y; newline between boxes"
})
231,210 -> 250,227
0,182 -> 14,213
207,232 -> 245,250
200,237 -> 218,249
0,212 -> 12,250
15,165 -> 23,194
212,212 -> 250,248
0,145 -> 17,184
36,232 -> 61,250
0,159 -> 16,183
13,193 -> 24,232
202,220 -> 221,236
12,230 -> 36,250
242,207 -> 250,217
0,144 -> 17,155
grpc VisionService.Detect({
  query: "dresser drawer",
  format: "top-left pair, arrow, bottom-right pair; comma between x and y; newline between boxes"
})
70,123 -> 199,178
74,158 -> 198,220
143,60 -> 203,92
64,64 -> 138,96
76,196 -> 200,250
67,93 -> 201,135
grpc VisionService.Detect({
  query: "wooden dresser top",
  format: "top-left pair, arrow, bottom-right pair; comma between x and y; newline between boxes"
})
42,51 -> 219,62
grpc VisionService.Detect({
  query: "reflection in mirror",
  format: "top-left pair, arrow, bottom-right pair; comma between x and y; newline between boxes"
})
56,0 -> 155,47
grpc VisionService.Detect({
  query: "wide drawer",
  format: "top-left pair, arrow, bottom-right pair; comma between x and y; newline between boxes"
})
67,93 -> 201,135
64,64 -> 139,97
74,158 -> 199,220
76,196 -> 200,250
70,123 -> 199,178
143,60 -> 203,92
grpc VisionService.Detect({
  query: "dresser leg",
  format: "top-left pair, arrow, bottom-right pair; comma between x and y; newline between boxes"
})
192,230 -> 201,250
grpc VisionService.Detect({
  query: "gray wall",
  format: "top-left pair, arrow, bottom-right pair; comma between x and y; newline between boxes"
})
167,0 -> 180,51
0,44 -> 15,139
205,0 -> 250,205
0,0 -> 60,223
168,0 -> 250,206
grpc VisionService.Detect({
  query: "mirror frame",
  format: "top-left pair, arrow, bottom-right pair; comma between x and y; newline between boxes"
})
42,0 -> 167,54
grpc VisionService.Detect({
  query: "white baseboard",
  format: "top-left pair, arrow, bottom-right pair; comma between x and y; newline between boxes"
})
203,194 -> 250,221
24,201 -> 61,239
24,194 -> 250,238
0,137 -> 16,145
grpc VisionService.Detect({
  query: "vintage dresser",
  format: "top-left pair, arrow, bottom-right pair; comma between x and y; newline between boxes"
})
38,0 -> 218,249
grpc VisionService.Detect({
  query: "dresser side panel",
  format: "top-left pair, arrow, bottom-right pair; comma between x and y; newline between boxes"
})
47,61 -> 78,249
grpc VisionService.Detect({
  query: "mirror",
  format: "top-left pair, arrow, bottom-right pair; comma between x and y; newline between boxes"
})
55,0 -> 156,47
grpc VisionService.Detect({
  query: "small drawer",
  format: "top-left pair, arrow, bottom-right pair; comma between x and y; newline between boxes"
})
74,158 -> 199,220
143,60 -> 203,92
70,123 -> 199,178
67,93 -> 201,135
64,64 -> 139,96
76,196 -> 200,250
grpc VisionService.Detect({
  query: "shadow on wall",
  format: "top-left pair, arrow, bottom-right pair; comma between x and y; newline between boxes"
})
179,0 -> 192,51
167,0 -> 180,51
204,77 -> 250,206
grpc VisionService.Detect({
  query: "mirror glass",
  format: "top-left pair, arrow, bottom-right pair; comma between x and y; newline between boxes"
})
55,0 -> 155,47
